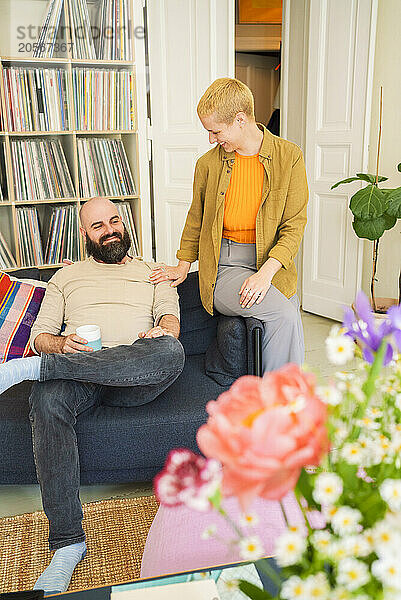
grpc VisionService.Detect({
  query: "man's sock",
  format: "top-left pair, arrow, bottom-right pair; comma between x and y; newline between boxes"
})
0,355 -> 41,395
33,541 -> 87,595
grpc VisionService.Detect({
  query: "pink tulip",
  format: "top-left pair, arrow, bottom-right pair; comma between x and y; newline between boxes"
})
197,364 -> 329,510
154,449 -> 222,511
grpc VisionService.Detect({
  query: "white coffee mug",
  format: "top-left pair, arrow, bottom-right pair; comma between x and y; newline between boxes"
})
76,325 -> 102,352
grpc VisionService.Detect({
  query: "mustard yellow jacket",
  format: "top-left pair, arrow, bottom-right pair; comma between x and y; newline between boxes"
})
176,125 -> 309,315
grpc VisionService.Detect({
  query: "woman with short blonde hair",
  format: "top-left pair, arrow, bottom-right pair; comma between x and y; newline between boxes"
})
151,77 -> 308,372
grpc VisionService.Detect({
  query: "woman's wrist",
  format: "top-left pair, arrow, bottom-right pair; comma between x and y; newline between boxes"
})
178,260 -> 191,274
259,257 -> 282,279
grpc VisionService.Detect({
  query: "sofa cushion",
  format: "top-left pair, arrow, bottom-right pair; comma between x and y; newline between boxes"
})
0,272 -> 46,362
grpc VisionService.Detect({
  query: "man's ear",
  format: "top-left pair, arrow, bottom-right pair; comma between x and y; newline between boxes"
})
79,226 -> 86,238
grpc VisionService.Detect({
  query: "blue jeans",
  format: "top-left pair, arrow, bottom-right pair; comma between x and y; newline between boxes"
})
28,336 -> 185,551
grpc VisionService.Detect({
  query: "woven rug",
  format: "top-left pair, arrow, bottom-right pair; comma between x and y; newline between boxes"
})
0,496 -> 159,593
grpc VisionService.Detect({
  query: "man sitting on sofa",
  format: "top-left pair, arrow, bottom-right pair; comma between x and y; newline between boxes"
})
0,197 -> 184,594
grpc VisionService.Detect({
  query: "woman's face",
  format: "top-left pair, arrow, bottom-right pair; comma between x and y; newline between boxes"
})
200,113 -> 244,153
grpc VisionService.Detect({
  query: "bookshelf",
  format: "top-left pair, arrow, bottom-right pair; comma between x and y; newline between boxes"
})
0,0 -> 150,271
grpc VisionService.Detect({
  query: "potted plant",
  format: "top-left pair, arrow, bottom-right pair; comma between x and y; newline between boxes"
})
331,89 -> 401,314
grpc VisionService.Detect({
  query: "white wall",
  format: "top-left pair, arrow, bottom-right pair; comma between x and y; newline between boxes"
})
362,0 -> 401,300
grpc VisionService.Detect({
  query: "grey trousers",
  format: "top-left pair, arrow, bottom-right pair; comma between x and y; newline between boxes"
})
213,239 -> 305,373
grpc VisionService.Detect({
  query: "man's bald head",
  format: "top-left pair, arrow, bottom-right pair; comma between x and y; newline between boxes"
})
79,197 -> 132,264
79,197 -> 119,232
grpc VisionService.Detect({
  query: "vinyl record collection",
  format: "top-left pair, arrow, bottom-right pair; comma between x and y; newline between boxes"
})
72,68 -> 135,131
0,230 -> 17,269
11,139 -> 75,201
33,0 -> 64,58
68,0 -> 96,59
96,0 -> 133,60
2,67 -> 70,132
16,207 -> 44,266
34,0 -> 133,60
45,204 -> 80,264
116,201 -> 139,256
77,137 -> 136,197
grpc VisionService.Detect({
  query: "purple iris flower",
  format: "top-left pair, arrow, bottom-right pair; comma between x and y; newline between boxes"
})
343,291 -> 400,366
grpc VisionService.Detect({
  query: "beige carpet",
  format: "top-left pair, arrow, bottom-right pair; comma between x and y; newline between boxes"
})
0,496 -> 159,593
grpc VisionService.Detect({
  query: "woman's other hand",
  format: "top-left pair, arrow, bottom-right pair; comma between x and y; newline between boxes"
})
149,260 -> 191,287
239,257 -> 282,308
239,271 -> 272,308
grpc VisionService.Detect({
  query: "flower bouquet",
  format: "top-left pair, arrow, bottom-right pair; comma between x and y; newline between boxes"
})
155,292 -> 401,600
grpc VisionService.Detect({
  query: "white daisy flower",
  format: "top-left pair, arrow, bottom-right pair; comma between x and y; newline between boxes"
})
313,472 -> 343,505
239,512 -> 259,527
316,385 -> 342,406
311,530 -> 332,555
341,442 -> 366,465
329,540 -> 349,562
372,557 -> 401,591
380,479 -> 401,512
274,531 -> 307,567
343,534 -> 371,558
287,523 -> 307,536
396,393 -> 401,410
357,416 -> 380,430
366,407 -> 383,419
331,506 -> 362,536
337,558 -> 370,591
326,333 -> 355,365
201,524 -> 217,540
373,521 -> 401,556
238,536 -> 265,561
280,575 -> 308,600
304,572 -> 330,599
390,432 -> 401,455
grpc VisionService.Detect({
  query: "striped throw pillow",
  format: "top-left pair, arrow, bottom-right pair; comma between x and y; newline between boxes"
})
0,272 -> 46,362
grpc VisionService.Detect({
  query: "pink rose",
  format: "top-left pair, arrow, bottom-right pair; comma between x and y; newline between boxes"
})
154,449 -> 222,511
197,365 -> 329,510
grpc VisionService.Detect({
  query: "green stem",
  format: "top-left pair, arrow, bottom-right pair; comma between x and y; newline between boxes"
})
362,340 -> 386,401
349,340 -> 387,441
217,506 -> 244,539
255,557 -> 283,589
294,489 -> 313,535
279,501 -> 289,527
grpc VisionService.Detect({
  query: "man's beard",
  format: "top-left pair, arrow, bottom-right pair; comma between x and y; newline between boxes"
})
86,226 -> 132,264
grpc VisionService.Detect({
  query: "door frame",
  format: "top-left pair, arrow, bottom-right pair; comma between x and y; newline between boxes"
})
280,0 -> 378,313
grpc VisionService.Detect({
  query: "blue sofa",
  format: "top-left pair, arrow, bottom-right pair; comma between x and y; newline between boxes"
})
0,270 -> 263,485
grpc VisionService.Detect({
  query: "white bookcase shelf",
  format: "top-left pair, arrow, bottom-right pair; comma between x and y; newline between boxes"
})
0,0 -> 151,270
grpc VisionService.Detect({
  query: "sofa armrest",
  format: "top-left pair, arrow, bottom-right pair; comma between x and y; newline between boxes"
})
245,318 -> 264,376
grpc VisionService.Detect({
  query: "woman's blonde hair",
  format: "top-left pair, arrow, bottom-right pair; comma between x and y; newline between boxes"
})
197,78 -> 255,124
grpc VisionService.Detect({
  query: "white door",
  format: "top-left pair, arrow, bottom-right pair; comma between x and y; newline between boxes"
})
146,0 -> 235,265
301,0 -> 378,320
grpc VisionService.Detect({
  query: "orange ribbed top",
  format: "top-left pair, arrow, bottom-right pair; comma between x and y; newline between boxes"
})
222,152 -> 264,243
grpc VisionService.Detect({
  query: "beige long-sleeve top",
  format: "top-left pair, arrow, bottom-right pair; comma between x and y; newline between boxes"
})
30,257 -> 180,352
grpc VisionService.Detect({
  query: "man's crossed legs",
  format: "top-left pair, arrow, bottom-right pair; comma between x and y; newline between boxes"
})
1,336 -> 184,594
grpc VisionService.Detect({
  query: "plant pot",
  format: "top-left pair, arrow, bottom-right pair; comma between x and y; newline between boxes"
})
352,297 -> 398,321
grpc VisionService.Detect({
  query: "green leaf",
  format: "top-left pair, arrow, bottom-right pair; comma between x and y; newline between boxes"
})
209,487 -> 222,510
296,468 -> 319,509
331,177 -> 360,190
397,162 -> 401,172
336,462 -> 358,490
385,186 -> 401,217
384,213 -> 397,230
355,173 -> 388,184
238,580 -> 275,600
350,185 -> 386,219
352,216 -> 387,240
